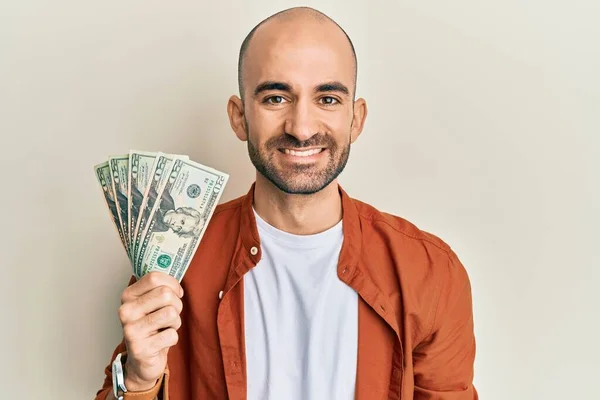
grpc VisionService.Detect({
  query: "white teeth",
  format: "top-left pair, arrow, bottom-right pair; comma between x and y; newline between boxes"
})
283,148 -> 323,157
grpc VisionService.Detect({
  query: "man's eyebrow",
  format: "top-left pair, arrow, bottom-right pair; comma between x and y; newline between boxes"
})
253,81 -> 292,96
315,81 -> 350,96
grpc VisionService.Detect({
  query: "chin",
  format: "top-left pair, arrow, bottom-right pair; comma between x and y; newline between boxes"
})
268,172 -> 335,195
275,184 -> 327,195
251,147 -> 349,195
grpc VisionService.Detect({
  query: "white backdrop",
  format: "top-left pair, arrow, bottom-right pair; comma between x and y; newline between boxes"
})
1,1 -> 598,399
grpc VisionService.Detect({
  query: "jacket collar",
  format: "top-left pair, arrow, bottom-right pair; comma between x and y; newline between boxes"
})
237,182 -> 363,273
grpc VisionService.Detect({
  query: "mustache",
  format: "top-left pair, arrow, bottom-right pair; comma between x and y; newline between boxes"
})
265,133 -> 337,150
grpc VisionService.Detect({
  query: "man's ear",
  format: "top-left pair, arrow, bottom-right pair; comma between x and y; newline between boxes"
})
350,98 -> 368,143
227,95 -> 248,141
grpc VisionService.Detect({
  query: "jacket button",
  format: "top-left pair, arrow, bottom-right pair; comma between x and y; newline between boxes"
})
342,267 -> 348,274
218,290 -> 224,300
250,246 -> 258,256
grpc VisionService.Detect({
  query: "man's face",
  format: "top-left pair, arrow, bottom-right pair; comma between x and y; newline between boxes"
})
164,211 -> 198,235
236,18 -> 363,195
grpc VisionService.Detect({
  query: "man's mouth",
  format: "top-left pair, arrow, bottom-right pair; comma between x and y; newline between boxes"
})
279,148 -> 325,157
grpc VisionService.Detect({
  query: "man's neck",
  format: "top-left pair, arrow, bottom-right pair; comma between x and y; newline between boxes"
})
252,175 -> 343,235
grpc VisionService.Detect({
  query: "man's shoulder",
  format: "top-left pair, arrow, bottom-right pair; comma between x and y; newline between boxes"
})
212,195 -> 245,218
350,197 -> 472,331
200,195 -> 245,239
351,197 -> 451,255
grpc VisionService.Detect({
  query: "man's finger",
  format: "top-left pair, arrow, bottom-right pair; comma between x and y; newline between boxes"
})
119,285 -> 183,324
126,305 -> 182,339
147,328 -> 179,355
121,272 -> 183,303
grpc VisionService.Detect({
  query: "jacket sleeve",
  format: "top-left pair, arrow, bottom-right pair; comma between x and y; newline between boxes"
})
94,340 -> 126,400
94,342 -> 166,400
413,249 -> 478,400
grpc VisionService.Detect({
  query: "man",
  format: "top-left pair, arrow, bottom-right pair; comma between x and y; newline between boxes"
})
96,7 -> 478,400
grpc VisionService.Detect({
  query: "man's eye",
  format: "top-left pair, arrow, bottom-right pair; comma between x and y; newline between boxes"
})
265,96 -> 286,104
320,96 -> 339,105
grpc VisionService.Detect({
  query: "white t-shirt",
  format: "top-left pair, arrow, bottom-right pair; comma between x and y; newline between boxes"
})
244,210 -> 358,400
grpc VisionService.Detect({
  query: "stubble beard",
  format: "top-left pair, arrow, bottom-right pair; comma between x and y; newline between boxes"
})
246,125 -> 351,195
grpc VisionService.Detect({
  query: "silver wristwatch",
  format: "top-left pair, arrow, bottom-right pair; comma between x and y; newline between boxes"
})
112,352 -> 128,400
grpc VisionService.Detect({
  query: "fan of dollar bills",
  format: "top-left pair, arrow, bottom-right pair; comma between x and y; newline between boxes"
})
94,150 -> 229,281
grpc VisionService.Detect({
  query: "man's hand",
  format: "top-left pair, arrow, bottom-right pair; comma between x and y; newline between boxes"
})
118,272 -> 184,391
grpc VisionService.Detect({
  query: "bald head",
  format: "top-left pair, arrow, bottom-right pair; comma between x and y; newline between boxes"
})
237,7 -> 357,101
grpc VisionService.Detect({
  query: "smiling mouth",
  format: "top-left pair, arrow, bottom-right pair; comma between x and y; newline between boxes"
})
279,148 -> 325,157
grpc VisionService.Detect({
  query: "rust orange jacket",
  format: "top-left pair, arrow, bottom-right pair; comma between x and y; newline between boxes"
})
96,184 -> 478,400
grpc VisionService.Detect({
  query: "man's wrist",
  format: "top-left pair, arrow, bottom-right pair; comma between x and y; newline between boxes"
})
123,363 -> 160,392
122,369 -> 163,400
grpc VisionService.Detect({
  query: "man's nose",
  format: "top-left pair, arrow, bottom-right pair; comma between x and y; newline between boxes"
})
284,101 -> 319,142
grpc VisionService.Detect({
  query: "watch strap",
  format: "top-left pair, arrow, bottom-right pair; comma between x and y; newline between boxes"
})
112,352 -> 127,399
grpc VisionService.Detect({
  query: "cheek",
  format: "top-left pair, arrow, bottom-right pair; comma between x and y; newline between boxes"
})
247,108 -> 285,143
324,113 -> 353,140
